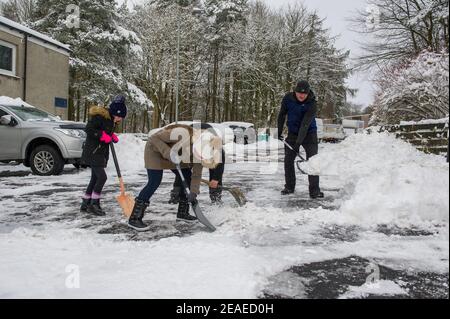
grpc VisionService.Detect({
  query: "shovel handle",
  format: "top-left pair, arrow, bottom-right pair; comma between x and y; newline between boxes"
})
176,164 -> 191,195
110,143 -> 122,178
282,139 -> 306,162
201,179 -> 211,187
119,177 -> 126,195
110,142 -> 127,194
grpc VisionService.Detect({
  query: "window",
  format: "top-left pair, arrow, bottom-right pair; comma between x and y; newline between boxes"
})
0,40 -> 16,76
6,105 -> 58,122
0,109 -> 8,117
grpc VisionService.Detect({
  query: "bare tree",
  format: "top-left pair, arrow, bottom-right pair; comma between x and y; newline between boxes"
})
0,0 -> 36,23
351,0 -> 449,70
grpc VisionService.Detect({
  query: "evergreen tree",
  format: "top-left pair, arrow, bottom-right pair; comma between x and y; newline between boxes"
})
31,0 -> 151,125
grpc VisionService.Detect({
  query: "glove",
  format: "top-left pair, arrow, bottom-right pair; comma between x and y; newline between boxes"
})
100,131 -> 112,144
209,180 -> 220,189
111,133 -> 119,144
187,192 -> 198,204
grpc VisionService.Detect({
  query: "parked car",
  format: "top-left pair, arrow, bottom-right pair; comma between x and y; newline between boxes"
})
222,122 -> 256,145
316,118 -> 324,142
0,97 -> 86,176
342,119 -> 365,137
148,122 -> 235,145
322,124 -> 346,143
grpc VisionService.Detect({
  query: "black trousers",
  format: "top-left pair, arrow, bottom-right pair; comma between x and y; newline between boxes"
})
86,166 -> 108,195
284,131 -> 320,194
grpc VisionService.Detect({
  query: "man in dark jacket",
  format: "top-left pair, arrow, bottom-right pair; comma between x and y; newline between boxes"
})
278,80 -> 323,198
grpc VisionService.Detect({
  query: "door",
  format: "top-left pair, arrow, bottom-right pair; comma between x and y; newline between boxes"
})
0,108 -> 22,161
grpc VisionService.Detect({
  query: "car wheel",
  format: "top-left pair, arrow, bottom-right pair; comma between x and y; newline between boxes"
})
30,145 -> 64,176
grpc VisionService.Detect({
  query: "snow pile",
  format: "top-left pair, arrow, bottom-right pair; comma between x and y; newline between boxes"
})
301,132 -> 449,225
339,280 -> 408,299
106,134 -> 146,174
0,96 -> 35,108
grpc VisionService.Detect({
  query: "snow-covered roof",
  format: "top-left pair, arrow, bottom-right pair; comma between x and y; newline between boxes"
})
0,96 -> 35,108
0,16 -> 71,52
400,117 -> 449,126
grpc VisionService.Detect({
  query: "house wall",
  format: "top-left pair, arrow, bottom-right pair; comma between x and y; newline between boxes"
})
0,27 -> 69,119
0,28 -> 24,99
26,40 -> 70,119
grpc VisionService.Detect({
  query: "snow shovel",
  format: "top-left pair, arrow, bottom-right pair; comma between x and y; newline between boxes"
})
282,139 -> 309,175
201,179 -> 247,207
110,143 -> 135,218
175,164 -> 216,232
282,139 -> 338,178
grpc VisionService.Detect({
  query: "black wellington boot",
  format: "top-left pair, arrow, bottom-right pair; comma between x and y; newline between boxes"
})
310,191 -> 325,199
87,199 -> 106,216
128,199 -> 151,232
169,187 -> 181,205
281,188 -> 295,195
80,198 -> 90,212
176,200 -> 198,223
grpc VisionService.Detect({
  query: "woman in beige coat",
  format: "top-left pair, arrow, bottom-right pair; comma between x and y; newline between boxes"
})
128,123 -> 222,231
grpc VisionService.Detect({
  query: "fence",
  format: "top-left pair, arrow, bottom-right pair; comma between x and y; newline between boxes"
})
379,119 -> 449,156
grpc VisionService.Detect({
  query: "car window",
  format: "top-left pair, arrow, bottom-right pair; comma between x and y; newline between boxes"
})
6,106 -> 58,121
0,109 -> 8,117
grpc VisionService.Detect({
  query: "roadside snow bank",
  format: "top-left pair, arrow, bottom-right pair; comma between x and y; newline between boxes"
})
106,134 -> 146,174
301,132 -> 449,225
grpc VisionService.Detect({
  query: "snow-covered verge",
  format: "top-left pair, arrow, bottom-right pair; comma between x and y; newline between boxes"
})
300,132 -> 449,226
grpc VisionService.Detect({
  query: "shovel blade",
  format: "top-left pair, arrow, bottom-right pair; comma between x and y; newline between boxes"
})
117,193 -> 135,218
191,202 -> 216,232
225,187 -> 247,207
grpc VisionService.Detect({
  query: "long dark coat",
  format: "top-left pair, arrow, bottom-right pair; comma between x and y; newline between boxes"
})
81,106 -> 115,168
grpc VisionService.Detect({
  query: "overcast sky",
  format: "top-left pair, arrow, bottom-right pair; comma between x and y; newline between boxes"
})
0,0 -> 375,106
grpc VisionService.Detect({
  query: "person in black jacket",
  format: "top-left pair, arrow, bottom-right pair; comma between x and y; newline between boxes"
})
80,96 -> 128,216
278,80 -> 324,199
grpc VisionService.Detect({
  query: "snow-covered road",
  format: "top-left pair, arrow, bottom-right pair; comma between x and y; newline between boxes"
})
0,133 -> 448,299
